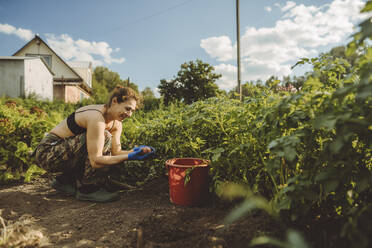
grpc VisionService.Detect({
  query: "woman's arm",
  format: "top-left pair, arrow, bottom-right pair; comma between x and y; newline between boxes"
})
110,121 -> 133,156
110,122 -> 153,156
86,119 -> 129,168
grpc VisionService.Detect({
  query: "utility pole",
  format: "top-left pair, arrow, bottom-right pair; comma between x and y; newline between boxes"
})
236,0 -> 242,101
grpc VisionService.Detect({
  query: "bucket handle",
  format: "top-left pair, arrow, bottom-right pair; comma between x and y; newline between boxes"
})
165,158 -> 210,170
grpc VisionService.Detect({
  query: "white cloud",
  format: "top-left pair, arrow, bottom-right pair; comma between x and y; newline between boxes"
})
0,23 -> 124,67
0,23 -> 34,41
242,58 -> 292,81
281,1 -> 296,12
200,0 -> 366,90
265,6 -> 272,12
214,63 -> 237,90
153,87 -> 161,98
45,33 -> 125,67
200,36 -> 235,62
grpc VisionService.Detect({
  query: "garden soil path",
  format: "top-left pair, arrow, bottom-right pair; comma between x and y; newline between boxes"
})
0,176 -> 279,247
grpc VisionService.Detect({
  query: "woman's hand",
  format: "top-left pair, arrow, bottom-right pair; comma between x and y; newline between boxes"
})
134,145 -> 153,154
128,145 -> 155,160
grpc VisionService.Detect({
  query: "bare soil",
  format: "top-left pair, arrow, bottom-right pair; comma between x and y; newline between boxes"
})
0,176 -> 281,247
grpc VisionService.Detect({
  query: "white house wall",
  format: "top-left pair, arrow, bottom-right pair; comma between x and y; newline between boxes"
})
24,59 -> 53,100
0,59 -> 24,97
15,41 -> 77,79
72,67 -> 92,87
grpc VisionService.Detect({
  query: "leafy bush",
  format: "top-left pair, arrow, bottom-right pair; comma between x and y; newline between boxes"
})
0,99 -> 57,183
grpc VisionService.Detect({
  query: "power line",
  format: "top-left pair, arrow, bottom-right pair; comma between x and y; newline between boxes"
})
105,0 -> 195,34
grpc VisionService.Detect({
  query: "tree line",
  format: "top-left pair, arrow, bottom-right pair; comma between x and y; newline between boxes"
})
90,44 -> 360,110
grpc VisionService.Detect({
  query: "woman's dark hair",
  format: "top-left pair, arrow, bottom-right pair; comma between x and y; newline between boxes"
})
106,85 -> 141,108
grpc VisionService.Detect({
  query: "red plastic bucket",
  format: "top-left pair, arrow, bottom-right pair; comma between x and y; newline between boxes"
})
165,158 -> 210,206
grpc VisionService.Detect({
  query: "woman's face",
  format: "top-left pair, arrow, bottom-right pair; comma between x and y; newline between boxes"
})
111,98 -> 137,121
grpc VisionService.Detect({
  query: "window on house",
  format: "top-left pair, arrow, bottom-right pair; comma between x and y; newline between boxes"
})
80,92 -> 84,101
26,54 -> 52,68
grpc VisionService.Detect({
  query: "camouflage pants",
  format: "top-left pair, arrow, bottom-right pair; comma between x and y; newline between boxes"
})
35,131 -> 114,188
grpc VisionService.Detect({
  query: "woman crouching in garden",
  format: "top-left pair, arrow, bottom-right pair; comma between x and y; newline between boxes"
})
35,86 -> 154,202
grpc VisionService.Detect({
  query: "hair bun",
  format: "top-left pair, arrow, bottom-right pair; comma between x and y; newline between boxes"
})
106,85 -> 142,108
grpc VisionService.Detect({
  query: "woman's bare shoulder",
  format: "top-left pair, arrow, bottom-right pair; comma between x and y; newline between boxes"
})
76,104 -> 103,112
76,105 -> 105,126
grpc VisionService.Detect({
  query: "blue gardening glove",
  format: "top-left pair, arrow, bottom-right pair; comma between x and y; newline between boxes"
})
133,145 -> 147,153
128,149 -> 142,160
133,145 -> 155,153
129,146 -> 155,160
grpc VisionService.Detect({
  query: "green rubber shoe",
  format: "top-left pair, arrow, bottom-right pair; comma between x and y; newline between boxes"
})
75,188 -> 120,203
51,179 -> 76,196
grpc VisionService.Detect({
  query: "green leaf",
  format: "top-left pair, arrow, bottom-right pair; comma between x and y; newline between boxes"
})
291,58 -> 310,70
324,180 -> 339,194
184,167 -> 195,186
212,153 -> 221,162
24,164 -> 45,183
224,196 -> 272,224
358,18 -> 372,43
4,171 -> 16,181
224,199 -> 257,224
356,85 -> 372,100
314,115 -> 337,130
314,169 -> 337,182
346,41 -> 357,56
251,230 -> 309,248
284,146 -> 297,162
250,236 -> 287,248
287,230 -> 309,248
217,183 -> 251,200
277,195 -> 291,210
361,1 -> 372,13
330,137 -> 344,154
268,140 -> 278,149
281,185 -> 296,194
355,170 -> 372,193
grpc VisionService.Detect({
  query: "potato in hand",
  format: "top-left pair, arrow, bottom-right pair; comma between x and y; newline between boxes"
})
139,146 -> 152,155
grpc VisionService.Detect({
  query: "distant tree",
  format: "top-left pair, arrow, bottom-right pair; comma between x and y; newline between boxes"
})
240,81 -> 263,97
327,45 -> 358,67
141,87 -> 155,98
291,76 -> 306,91
158,79 -> 181,106
122,78 -> 139,93
92,78 -> 109,103
265,76 -> 280,92
141,87 -> 160,111
158,60 -> 221,105
93,66 -> 122,93
280,75 -> 305,91
91,67 -> 139,103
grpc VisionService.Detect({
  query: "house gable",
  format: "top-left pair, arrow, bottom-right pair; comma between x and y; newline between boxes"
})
13,35 -> 92,95
13,35 -> 82,82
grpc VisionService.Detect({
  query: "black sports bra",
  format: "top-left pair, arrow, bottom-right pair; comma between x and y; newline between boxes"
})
67,109 -> 114,135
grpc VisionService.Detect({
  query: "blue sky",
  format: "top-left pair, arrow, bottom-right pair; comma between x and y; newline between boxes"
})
0,0 -> 367,94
